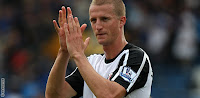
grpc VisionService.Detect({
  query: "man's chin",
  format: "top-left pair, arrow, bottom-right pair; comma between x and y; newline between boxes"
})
98,41 -> 109,46
98,41 -> 105,45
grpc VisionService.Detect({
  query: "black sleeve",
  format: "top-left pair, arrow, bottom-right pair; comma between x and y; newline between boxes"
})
109,48 -> 150,95
65,67 -> 84,97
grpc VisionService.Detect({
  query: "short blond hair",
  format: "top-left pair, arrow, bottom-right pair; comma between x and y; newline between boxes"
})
90,0 -> 126,18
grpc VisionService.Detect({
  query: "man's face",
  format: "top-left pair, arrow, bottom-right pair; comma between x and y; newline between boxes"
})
89,4 -> 121,46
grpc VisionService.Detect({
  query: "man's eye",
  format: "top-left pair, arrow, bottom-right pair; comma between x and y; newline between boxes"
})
90,19 -> 96,22
102,17 -> 109,21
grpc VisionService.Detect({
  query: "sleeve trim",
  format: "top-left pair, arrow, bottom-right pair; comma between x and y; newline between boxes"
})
111,49 -> 149,92
126,52 -> 147,92
111,50 -> 129,81
65,67 -> 78,78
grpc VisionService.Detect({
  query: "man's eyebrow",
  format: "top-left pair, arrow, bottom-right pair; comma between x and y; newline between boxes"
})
90,17 -> 96,20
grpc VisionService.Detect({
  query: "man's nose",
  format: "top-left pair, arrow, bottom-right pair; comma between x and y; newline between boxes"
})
96,20 -> 103,31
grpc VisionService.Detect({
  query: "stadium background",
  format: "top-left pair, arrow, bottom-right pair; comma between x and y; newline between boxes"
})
0,0 -> 200,98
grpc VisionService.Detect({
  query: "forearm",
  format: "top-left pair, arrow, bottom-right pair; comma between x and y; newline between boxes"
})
46,49 -> 70,96
73,55 -> 125,98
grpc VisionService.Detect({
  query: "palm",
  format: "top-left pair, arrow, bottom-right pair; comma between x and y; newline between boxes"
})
53,6 -> 88,53
58,27 -> 68,50
53,6 -> 69,52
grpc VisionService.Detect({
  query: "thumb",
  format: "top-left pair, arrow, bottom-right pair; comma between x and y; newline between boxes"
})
84,37 -> 90,49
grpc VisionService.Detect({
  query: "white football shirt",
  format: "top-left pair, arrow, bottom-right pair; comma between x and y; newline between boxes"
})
65,43 -> 153,98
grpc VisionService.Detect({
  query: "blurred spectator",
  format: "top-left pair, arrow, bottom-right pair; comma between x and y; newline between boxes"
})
190,65 -> 200,98
172,8 -> 198,65
146,12 -> 171,63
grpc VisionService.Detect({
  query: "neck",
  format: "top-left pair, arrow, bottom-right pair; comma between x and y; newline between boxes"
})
103,39 -> 127,60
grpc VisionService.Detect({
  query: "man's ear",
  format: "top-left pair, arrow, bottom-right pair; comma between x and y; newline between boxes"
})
120,16 -> 126,28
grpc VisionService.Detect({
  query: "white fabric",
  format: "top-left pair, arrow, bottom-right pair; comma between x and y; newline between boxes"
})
82,50 -> 153,98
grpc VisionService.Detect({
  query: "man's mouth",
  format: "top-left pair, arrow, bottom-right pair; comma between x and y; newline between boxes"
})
96,33 -> 106,36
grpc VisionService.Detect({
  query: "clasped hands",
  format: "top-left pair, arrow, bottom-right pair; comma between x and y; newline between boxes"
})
53,6 -> 90,58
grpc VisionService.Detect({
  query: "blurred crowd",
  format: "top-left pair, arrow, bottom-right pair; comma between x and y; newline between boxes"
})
0,0 -> 200,98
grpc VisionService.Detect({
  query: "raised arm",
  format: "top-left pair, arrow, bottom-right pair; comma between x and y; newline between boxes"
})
45,6 -> 78,98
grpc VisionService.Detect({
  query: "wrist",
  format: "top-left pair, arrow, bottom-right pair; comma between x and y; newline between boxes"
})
71,52 -> 86,61
58,48 -> 70,58
72,53 -> 88,68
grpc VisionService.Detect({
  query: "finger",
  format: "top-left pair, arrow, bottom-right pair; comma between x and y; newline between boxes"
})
70,17 -> 76,34
58,10 -> 63,26
84,37 -> 90,49
62,6 -> 67,23
80,24 -> 87,33
53,20 -> 59,33
68,15 -> 73,34
67,7 -> 72,18
74,17 -> 81,27
74,17 -> 80,33
64,23 -> 69,37
62,6 -> 66,19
